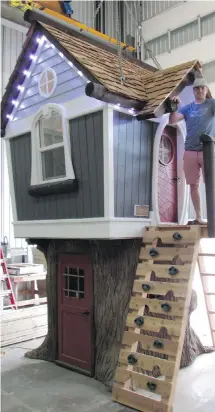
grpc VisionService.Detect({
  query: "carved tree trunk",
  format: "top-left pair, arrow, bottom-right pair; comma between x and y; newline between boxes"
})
91,239 -> 141,389
25,240 -> 58,361
25,238 -> 214,387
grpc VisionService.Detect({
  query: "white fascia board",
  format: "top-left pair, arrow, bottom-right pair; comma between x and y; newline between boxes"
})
13,218 -> 152,240
4,96 -> 106,139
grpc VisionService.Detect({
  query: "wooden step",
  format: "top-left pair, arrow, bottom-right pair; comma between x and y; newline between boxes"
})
136,263 -> 191,280
130,296 -> 184,317
115,367 -> 172,398
113,387 -> 169,412
122,331 -> 179,357
140,246 -> 194,262
126,315 -> 181,337
119,350 -> 175,378
143,227 -> 198,244
133,280 -> 187,298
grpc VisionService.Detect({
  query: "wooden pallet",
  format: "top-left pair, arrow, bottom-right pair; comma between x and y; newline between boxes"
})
112,225 -> 201,412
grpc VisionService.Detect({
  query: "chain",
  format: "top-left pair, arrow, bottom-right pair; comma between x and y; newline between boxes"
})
123,0 -> 162,70
116,1 -> 125,85
93,0 -> 104,20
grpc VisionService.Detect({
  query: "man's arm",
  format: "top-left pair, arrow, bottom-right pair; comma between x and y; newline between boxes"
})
168,96 -> 185,124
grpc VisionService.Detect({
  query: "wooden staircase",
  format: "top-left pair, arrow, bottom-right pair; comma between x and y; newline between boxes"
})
112,225 -> 205,412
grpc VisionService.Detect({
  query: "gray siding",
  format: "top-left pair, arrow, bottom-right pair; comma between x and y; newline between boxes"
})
10,111 -> 104,220
15,42 -> 86,120
113,111 -> 153,217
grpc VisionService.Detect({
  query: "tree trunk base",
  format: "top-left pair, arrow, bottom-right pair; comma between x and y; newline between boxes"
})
25,334 -> 54,362
180,325 -> 214,368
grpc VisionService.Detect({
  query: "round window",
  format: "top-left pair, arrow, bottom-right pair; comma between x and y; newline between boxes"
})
38,68 -> 57,98
159,134 -> 174,165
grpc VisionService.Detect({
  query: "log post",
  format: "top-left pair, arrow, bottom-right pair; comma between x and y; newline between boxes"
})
200,134 -> 215,237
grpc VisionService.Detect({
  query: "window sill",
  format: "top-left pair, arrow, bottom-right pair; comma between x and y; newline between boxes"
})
28,179 -> 78,197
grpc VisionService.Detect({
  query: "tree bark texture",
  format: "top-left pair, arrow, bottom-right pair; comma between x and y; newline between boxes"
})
24,238 -> 214,387
91,239 -> 142,389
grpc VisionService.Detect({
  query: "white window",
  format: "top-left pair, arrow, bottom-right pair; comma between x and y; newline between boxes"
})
31,104 -> 75,186
38,68 -> 57,98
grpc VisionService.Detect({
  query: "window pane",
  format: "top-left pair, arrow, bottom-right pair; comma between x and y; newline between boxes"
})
69,276 -> 78,291
79,277 -> 84,292
42,147 -> 66,180
39,112 -> 63,148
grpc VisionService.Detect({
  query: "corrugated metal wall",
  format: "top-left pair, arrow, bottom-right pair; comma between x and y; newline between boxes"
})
1,20 -> 27,247
145,12 -> 215,57
143,1 -> 181,20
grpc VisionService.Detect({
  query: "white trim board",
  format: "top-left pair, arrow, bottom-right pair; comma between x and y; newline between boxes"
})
151,115 -> 188,226
5,96 -> 106,139
13,218 -> 152,239
103,106 -> 114,217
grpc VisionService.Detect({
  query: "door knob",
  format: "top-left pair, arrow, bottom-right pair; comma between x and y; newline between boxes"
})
81,310 -> 90,315
173,176 -> 180,181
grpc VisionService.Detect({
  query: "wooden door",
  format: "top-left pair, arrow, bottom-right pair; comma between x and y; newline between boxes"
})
58,255 -> 93,374
158,126 -> 178,222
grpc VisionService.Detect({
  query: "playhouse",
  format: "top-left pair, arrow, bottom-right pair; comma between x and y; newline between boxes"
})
1,7 -> 211,388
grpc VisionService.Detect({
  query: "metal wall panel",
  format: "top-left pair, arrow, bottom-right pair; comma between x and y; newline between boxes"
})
71,0 -> 95,28
202,60 -> 215,83
171,20 -> 199,49
143,1 -> 181,21
146,33 -> 169,58
1,22 -> 26,248
113,111 -> 153,217
201,12 -> 215,36
10,111 -> 104,221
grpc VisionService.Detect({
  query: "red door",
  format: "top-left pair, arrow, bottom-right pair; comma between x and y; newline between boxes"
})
158,126 -> 178,222
58,255 -> 93,374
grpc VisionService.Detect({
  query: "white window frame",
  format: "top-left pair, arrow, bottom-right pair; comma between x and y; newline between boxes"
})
31,103 -> 75,186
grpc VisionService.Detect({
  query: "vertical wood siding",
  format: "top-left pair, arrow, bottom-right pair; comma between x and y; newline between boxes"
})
10,111 -> 104,221
113,111 -> 153,218
1,22 -> 26,247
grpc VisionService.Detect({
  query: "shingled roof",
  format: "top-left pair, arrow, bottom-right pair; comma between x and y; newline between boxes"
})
1,8 -> 207,136
41,23 -> 151,102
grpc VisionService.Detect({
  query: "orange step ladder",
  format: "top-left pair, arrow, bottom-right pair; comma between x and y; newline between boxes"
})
0,247 -> 17,310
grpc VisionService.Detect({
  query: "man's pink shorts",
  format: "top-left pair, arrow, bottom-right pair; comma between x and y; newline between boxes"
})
183,150 -> 205,185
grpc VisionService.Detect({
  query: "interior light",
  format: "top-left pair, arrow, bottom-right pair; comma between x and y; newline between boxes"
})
117,103 -> 120,106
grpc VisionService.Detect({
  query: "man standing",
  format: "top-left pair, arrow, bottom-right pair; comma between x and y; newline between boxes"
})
169,78 -> 215,224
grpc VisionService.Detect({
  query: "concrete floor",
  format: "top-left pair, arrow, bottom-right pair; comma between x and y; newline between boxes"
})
1,338 -> 215,412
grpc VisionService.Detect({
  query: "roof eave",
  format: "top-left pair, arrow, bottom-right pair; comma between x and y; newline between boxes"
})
85,82 -> 147,110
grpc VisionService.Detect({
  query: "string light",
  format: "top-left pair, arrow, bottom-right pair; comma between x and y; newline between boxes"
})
6,114 -> 13,120
59,52 -> 64,58
17,85 -> 24,92
12,100 -> 18,107
30,54 -> 36,61
23,70 -> 30,77
77,70 -> 83,77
